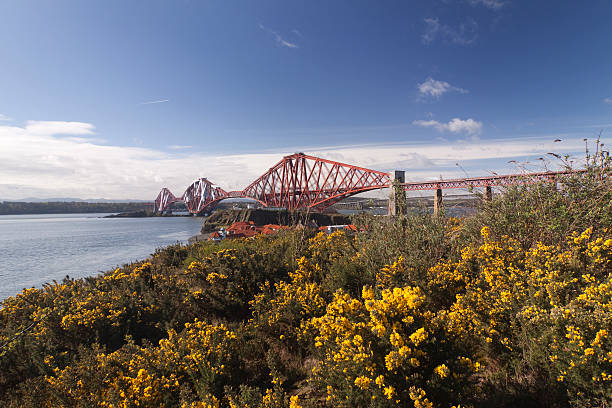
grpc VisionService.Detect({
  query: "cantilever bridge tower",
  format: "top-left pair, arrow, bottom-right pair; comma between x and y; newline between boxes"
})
241,153 -> 390,211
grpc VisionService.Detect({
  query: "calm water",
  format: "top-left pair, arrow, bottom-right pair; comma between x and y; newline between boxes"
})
0,213 -> 204,301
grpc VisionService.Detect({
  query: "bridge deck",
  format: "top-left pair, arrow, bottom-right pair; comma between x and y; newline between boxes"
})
401,170 -> 581,191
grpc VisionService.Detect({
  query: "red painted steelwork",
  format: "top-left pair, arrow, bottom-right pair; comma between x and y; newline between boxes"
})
182,178 -> 228,214
155,179 -> 229,214
240,153 -> 390,211
401,170 -> 583,191
154,188 -> 179,213
153,153 -> 583,214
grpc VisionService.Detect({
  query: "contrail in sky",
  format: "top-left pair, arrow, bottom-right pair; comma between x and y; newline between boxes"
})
140,99 -> 169,105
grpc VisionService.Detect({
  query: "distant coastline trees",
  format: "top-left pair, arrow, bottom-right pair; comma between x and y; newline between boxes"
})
0,201 -> 149,215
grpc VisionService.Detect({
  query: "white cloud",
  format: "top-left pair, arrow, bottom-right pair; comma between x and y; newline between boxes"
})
24,121 -> 95,136
258,24 -> 298,48
422,17 -> 478,46
468,0 -> 505,9
417,77 -> 468,98
140,99 -> 169,105
604,97 -> 612,104
168,145 -> 192,150
0,114 -> 12,121
0,119 -> 601,200
413,118 -> 483,137
446,118 -> 482,135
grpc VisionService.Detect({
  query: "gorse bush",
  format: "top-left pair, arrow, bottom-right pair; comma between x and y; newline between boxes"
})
464,147 -> 611,248
1,156 -> 611,407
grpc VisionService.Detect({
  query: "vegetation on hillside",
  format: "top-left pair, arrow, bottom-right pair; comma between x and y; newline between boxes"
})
0,151 -> 610,407
0,201 -> 149,215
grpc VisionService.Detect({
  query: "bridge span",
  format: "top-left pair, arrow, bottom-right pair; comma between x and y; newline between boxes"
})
154,152 -> 580,215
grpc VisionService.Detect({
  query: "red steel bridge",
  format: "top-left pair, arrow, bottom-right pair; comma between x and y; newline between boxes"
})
154,152 -> 579,214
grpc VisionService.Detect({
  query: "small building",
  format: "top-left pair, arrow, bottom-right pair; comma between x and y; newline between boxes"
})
209,222 -> 288,241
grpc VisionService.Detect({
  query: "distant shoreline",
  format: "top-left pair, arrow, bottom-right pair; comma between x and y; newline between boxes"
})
103,210 -> 194,218
0,201 -> 150,216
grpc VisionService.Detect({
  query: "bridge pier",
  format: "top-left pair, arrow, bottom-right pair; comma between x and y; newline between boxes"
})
433,188 -> 443,216
484,186 -> 492,201
388,170 -> 406,216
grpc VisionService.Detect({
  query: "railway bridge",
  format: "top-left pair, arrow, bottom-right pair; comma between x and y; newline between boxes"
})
154,152 -> 580,215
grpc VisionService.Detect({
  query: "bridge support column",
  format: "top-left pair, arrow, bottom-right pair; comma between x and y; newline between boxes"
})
388,170 -> 406,216
484,186 -> 492,201
433,188 -> 443,216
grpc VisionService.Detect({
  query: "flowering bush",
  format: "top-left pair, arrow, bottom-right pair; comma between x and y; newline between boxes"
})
306,285 -> 481,407
41,320 -> 240,407
1,159 -> 611,407
183,241 -> 291,320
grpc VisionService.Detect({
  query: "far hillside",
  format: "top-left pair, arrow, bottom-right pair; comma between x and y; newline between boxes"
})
0,201 -> 150,215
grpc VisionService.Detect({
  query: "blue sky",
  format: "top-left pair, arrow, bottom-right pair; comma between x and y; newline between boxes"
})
0,0 -> 611,199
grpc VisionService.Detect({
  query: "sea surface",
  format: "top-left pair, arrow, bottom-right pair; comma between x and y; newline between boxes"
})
0,213 -> 204,301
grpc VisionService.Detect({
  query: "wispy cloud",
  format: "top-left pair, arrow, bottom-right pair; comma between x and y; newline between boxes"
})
1,119 -> 605,200
417,77 -> 468,99
422,17 -> 478,46
413,117 -> 483,137
604,97 -> 612,104
422,18 -> 440,45
0,114 -> 12,121
291,29 -> 303,38
168,145 -> 192,150
258,24 -> 298,48
468,0 -> 505,9
140,99 -> 169,105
